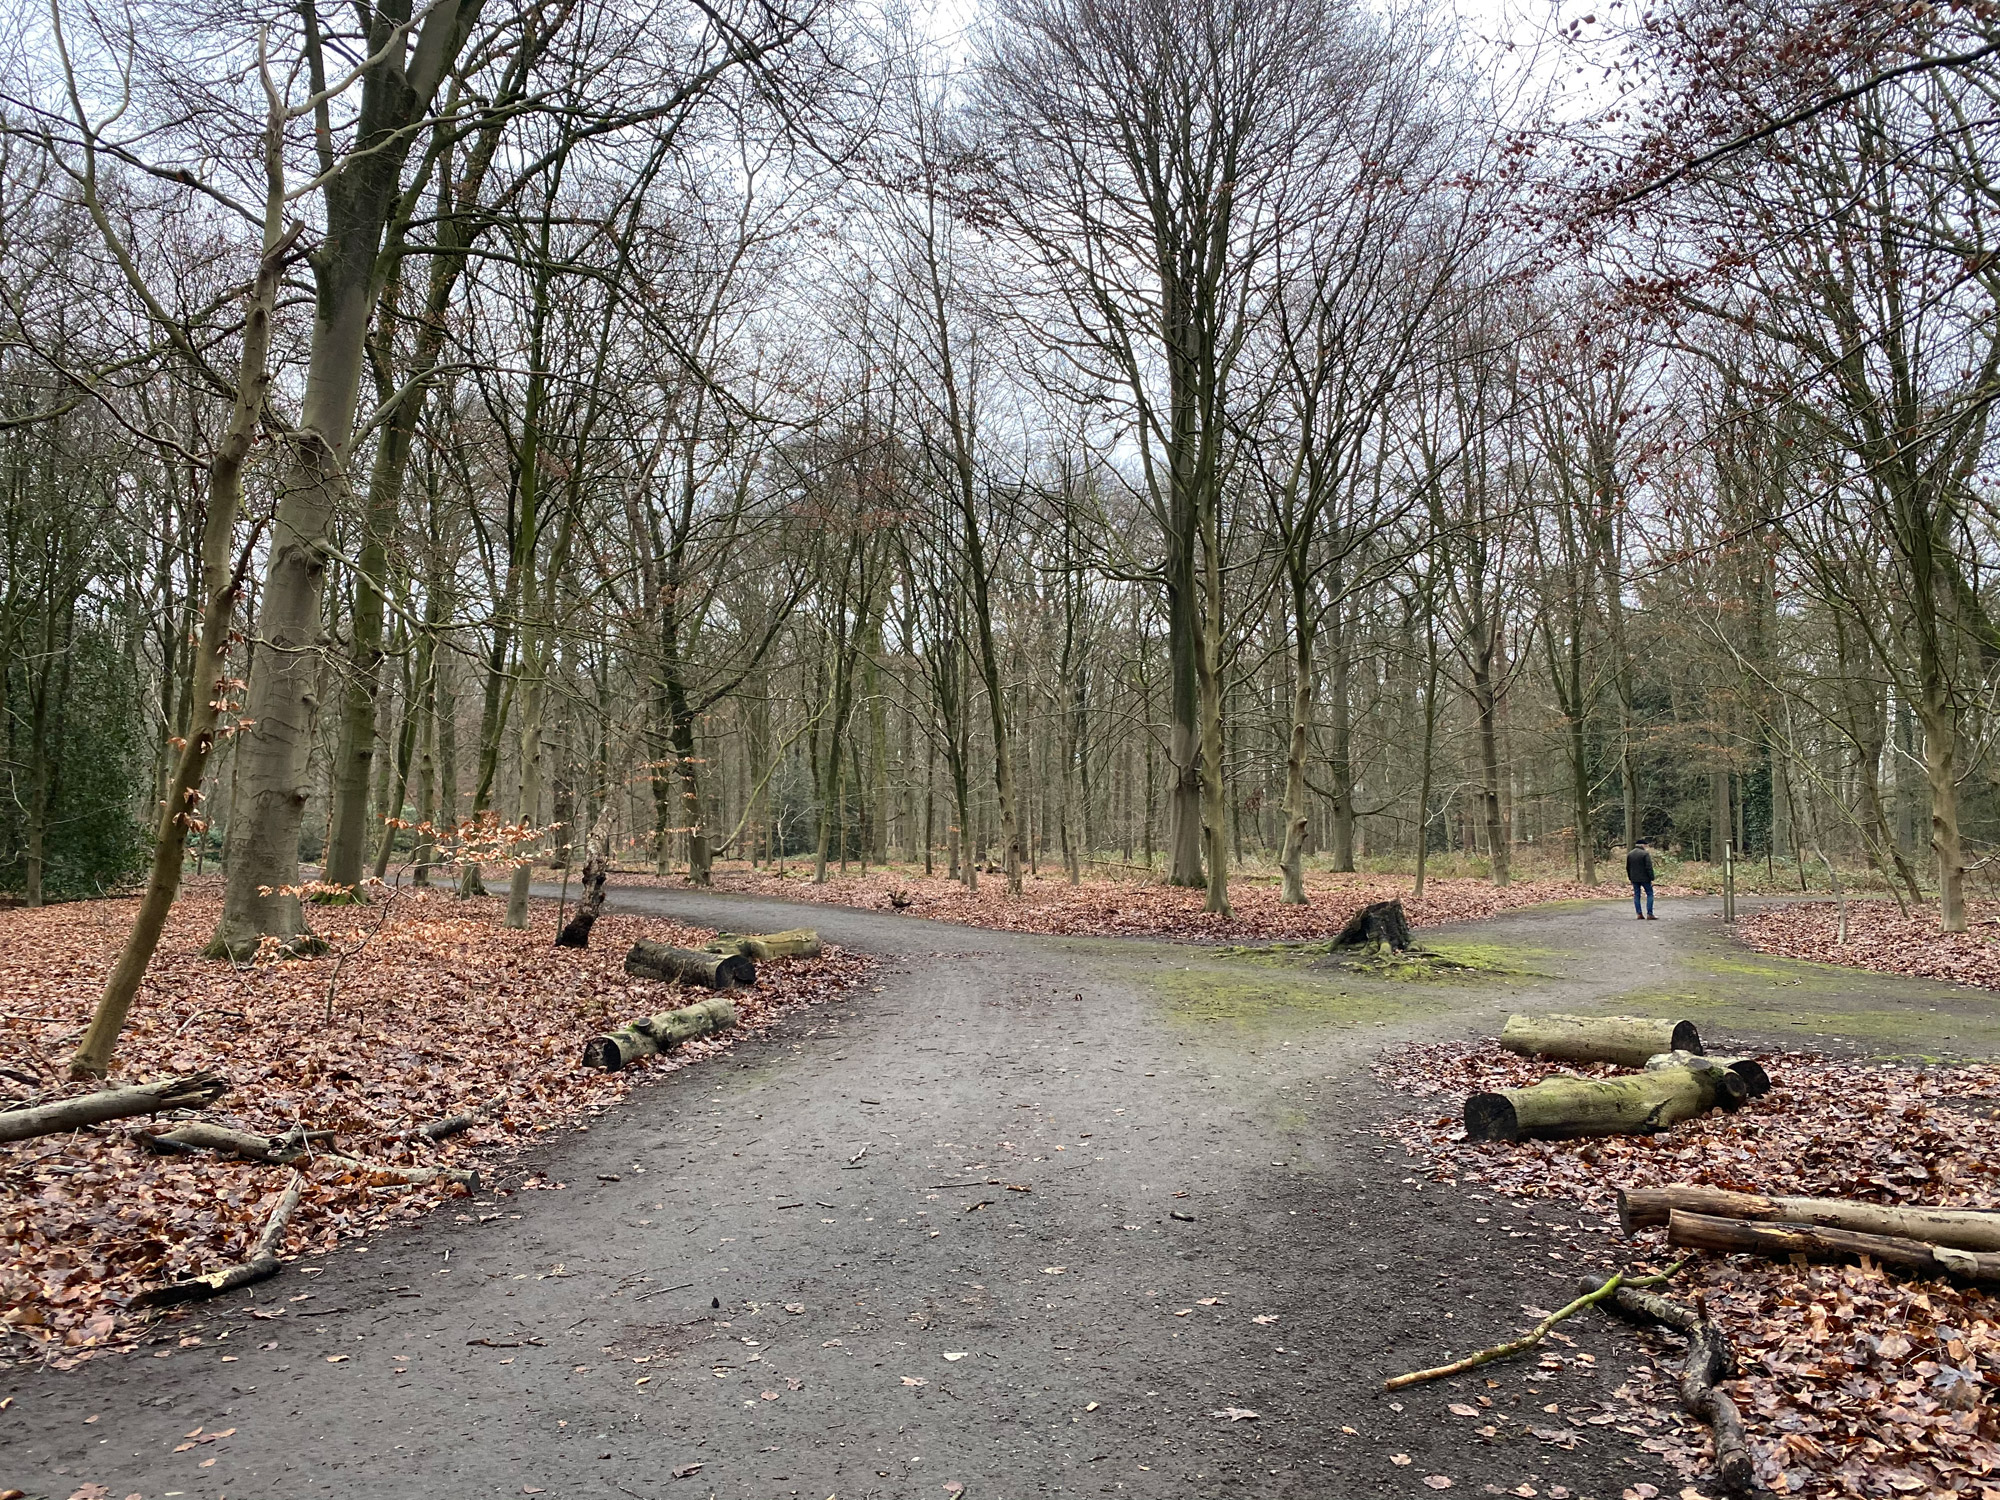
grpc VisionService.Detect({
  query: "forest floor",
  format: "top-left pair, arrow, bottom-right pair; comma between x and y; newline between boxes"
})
1740,898 -> 2000,993
659,860 -> 1664,940
4,883 -> 1999,1498
0,881 -> 872,1366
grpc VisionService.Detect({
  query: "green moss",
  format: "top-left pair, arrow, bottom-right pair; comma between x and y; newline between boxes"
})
1143,963 -> 1449,1030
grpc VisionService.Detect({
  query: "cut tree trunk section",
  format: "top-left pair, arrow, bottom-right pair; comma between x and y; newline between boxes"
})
1621,1185 -> 2000,1249
1499,1013 -> 1702,1068
1666,1207 -> 2000,1282
625,940 -> 755,989
1332,899 -> 1411,951
1465,1064 -> 1746,1142
133,1172 -> 304,1309
705,929 -> 822,960
584,995 -> 737,1071
0,1071 -> 228,1144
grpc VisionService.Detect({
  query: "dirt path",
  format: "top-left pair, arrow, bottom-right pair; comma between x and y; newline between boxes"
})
8,888 -> 1992,1499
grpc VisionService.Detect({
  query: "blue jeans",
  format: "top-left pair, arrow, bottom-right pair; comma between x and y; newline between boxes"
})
1632,881 -> 1654,917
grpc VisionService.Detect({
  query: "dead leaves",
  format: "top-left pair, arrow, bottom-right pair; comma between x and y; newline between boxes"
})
1376,1040 -> 2000,1498
0,884 -> 873,1364
699,865 -> 1647,943
1742,899 -> 2000,992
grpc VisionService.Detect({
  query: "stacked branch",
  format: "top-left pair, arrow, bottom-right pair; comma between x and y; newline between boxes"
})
1668,1208 -> 2000,1283
1622,1185 -> 2000,1250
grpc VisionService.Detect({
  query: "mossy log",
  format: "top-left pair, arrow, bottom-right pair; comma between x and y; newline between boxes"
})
625,939 -> 755,989
1465,1064 -> 1745,1142
133,1172 -> 303,1308
0,1070 -> 228,1144
705,928 -> 822,960
1643,1050 -> 1772,1099
1630,1188 -> 2000,1252
1499,1013 -> 1702,1068
1666,1207 -> 2000,1282
584,995 -> 737,1071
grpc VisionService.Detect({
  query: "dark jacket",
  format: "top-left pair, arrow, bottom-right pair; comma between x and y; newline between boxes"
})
1626,846 -> 1655,884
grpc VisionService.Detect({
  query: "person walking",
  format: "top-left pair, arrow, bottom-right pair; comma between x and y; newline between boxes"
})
1627,838 -> 1657,920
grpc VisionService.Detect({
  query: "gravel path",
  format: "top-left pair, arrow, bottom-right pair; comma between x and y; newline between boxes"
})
10,884 -> 1972,1499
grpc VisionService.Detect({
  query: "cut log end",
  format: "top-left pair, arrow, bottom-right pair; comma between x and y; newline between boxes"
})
1464,1092 -> 1519,1142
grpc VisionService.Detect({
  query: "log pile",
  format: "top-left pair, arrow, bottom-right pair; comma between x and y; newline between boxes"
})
1468,1014 -> 1772,1142
1619,1182 -> 2000,1284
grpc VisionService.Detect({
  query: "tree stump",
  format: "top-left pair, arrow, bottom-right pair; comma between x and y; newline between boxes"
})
555,852 -> 608,948
1331,899 -> 1411,952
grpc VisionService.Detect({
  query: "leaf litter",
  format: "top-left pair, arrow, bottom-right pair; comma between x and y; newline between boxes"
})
1374,1040 -> 2000,1497
0,882 -> 872,1367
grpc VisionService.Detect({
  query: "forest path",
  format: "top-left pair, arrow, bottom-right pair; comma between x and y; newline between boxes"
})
8,885 -> 1984,1499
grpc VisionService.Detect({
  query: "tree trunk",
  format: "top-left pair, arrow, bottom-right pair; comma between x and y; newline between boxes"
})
216,1 -> 481,954
1499,1013 -> 1704,1068
68,208 -> 296,1071
0,1071 -> 228,1142
584,994 -> 737,1070
1464,1065 -> 1745,1143
1620,1186 -> 2000,1251
1666,1208 -> 2000,1282
624,939 -> 755,989
1279,574 -> 1314,905
1471,660 -> 1510,888
1325,607 -> 1356,872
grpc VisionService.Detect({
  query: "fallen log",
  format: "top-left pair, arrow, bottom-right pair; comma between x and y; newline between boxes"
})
135,1122 -> 477,1188
1622,1185 -> 2000,1250
584,995 -> 738,1071
1466,1064 -> 1745,1143
1667,1207 -> 2000,1282
624,939 -> 755,989
140,1121 -> 313,1162
1643,1051 -> 1771,1098
133,1172 -> 303,1308
705,928 -> 822,960
0,1071 -> 228,1144
1583,1274 -> 1754,1495
1332,899 -> 1411,952
1500,1013 -> 1702,1068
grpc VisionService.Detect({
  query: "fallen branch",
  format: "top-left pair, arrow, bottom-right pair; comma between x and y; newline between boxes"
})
1584,1273 -> 1756,1495
1383,1260 -> 1689,1390
584,995 -> 737,1071
1668,1207 -> 2000,1282
133,1122 -> 477,1189
1622,1185 -> 2000,1251
0,1071 -> 228,1144
1385,1273 -> 1631,1389
133,1172 -> 303,1308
